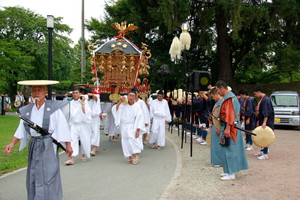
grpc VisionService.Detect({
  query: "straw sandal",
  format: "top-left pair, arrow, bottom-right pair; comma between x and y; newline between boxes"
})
81,155 -> 87,162
127,157 -> 132,164
131,158 -> 138,165
64,159 -> 74,165
93,146 -> 99,152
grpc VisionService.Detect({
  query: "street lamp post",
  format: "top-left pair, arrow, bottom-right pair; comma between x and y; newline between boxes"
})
47,15 -> 54,100
81,0 -> 86,83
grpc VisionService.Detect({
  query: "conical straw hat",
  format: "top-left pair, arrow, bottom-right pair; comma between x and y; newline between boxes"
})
18,80 -> 59,86
252,126 -> 275,148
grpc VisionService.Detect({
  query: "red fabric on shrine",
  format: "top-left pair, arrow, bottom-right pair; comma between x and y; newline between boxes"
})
220,98 -> 237,143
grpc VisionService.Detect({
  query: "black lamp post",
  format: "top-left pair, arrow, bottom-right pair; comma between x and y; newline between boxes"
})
81,0 -> 86,83
157,64 -> 171,98
47,15 -> 54,100
1,95 -> 5,115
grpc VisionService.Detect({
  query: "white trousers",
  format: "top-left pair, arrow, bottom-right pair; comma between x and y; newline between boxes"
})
70,123 -> 92,158
91,116 -> 100,147
105,114 -> 119,137
149,117 -> 166,147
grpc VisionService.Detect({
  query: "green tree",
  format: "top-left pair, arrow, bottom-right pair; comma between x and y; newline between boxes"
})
0,6 -> 76,96
233,0 -> 300,83
85,0 -> 300,91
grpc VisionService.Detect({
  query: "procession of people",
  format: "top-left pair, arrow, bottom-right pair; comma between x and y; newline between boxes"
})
3,78 -> 275,199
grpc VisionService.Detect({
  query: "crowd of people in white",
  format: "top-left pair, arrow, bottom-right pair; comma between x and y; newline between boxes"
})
64,87 -> 170,165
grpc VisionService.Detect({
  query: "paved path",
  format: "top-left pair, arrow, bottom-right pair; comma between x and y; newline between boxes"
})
2,112 -> 16,116
0,131 -> 179,200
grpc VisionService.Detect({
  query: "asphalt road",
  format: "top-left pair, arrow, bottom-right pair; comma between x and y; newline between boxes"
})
0,131 -> 179,200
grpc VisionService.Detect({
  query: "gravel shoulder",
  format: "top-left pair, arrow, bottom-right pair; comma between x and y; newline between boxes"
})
165,127 -> 300,200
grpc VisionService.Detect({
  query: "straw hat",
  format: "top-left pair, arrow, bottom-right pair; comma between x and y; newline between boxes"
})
18,80 -> 59,85
252,126 -> 275,148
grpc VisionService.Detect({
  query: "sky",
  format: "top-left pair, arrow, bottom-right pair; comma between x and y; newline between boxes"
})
1,0 -> 106,44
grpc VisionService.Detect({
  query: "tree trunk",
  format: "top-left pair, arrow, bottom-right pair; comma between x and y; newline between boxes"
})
215,4 -> 233,85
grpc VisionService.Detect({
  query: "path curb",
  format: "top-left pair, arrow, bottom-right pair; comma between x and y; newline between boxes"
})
159,135 -> 183,200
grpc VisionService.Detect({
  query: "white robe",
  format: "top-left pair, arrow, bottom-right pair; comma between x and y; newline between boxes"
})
112,102 -> 145,158
89,95 -> 102,147
69,99 -> 92,158
149,99 -> 171,147
14,103 -> 71,152
104,102 -> 120,136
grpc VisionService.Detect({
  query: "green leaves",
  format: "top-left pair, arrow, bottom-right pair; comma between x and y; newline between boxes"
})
85,0 -> 300,89
0,6 -> 76,94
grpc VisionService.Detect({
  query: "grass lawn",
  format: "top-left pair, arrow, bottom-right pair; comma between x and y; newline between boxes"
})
0,115 -> 28,176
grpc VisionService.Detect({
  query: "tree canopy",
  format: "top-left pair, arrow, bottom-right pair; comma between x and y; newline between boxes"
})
1,1 -> 299,96
0,6 -> 77,96
86,0 -> 300,90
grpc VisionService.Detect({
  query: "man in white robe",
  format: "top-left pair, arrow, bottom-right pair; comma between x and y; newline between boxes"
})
65,87 -> 92,165
5,84 -> 73,200
104,102 -> 120,141
112,90 -> 145,165
89,94 -> 102,156
149,90 -> 171,149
